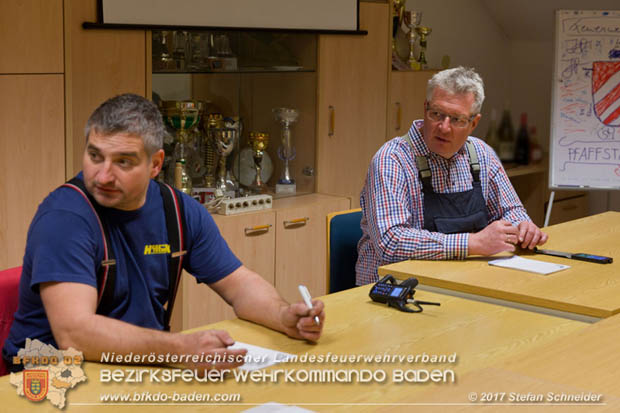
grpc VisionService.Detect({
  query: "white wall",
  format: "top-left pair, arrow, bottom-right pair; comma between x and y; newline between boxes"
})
508,40 -> 554,152
403,0 -> 510,137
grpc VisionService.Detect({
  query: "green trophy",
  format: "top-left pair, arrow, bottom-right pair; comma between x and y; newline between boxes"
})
159,100 -> 201,194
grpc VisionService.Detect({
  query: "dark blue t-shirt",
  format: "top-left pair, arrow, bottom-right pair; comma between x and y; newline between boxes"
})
3,175 -> 241,359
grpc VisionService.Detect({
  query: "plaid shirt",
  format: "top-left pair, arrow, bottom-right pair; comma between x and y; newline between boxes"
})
355,120 -> 531,285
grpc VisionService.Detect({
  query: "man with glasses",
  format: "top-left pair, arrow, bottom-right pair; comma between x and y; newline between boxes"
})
356,66 -> 548,285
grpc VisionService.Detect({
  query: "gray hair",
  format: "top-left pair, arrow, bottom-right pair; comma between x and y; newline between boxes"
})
427,67 -> 485,114
85,93 -> 165,155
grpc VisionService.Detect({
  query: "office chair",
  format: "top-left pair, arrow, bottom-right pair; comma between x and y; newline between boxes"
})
0,266 -> 21,376
326,209 -> 362,294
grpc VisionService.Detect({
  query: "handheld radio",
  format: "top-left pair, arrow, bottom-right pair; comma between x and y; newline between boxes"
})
369,275 -> 440,313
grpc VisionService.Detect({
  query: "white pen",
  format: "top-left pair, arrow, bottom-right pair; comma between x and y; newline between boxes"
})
298,285 -> 320,325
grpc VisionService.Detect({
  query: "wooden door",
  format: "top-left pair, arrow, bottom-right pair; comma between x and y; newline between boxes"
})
316,2 -> 390,208
274,196 -> 350,303
170,210 -> 276,331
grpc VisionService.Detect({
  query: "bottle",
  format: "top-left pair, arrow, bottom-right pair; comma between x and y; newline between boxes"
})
497,106 -> 515,163
529,126 -> 543,164
514,112 -> 530,165
484,109 -> 500,155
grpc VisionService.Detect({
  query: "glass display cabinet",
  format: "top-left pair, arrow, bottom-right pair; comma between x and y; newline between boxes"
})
151,30 -> 318,200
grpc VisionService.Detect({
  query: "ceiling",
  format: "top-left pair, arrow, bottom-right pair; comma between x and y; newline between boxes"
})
481,0 -> 620,42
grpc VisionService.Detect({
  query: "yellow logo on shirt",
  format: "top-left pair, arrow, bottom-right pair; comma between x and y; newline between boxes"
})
144,244 -> 171,255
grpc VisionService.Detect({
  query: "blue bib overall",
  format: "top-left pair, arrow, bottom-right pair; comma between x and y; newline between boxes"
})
406,136 -> 489,234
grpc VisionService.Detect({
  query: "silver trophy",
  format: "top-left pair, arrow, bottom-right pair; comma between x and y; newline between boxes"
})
404,11 -> 423,70
273,107 -> 299,194
215,127 -> 237,195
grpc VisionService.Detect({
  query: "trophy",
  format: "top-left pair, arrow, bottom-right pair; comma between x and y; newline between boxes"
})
152,31 -> 175,71
172,31 -> 188,71
224,116 -> 242,193
203,113 -> 223,188
404,11 -> 422,70
392,0 -> 407,55
273,107 -> 299,194
416,26 -> 432,70
214,127 -> 237,195
248,132 -> 270,193
159,100 -> 201,194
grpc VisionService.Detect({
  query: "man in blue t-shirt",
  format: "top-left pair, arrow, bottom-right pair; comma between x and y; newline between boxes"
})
3,94 -> 324,372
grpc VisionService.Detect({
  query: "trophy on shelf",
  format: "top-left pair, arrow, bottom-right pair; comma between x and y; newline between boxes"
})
203,113 -> 223,188
188,33 -> 209,71
392,0 -> 407,55
404,11 -> 422,70
415,26 -> 432,70
172,31 -> 188,71
223,116 -> 242,193
248,132 -> 270,193
159,100 -> 201,194
273,107 -> 299,195
214,127 -> 237,196
152,31 -> 175,71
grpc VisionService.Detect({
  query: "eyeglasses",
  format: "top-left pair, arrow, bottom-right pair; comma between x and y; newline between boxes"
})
425,103 -> 476,128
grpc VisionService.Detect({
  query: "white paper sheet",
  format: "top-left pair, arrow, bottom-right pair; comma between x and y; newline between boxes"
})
242,402 -> 315,413
488,256 -> 570,275
228,341 -> 293,371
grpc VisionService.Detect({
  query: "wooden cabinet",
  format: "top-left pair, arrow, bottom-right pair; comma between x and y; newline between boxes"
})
0,75 -> 65,269
170,194 -> 349,331
64,0 -> 148,177
274,195 -> 351,303
316,2 -> 390,208
545,190 -> 589,226
388,70 -> 436,139
0,0 -> 65,270
0,0 -> 63,74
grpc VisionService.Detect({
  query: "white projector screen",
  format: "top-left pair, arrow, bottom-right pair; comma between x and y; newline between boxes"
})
100,0 -> 359,31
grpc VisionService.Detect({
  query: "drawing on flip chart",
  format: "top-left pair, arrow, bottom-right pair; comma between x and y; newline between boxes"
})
550,10 -> 620,189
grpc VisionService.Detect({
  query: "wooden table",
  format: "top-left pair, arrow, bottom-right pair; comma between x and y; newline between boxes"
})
410,313 -> 620,412
379,212 -> 620,319
0,286 -> 585,412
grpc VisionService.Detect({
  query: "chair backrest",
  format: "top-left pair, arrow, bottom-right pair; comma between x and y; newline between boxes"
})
326,209 -> 362,294
0,266 -> 21,376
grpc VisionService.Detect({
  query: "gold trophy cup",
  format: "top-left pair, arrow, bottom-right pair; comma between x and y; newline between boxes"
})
416,26 -> 432,70
159,100 -> 201,194
248,132 -> 270,193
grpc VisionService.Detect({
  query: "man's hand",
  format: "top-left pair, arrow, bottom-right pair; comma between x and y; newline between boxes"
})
212,266 -> 326,343
517,221 -> 548,250
468,220 -> 520,256
279,300 -> 325,342
175,329 -> 247,371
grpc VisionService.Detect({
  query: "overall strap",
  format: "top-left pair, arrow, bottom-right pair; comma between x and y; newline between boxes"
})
62,178 -> 117,313
403,133 -> 433,190
465,140 -> 481,182
157,182 -> 187,332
